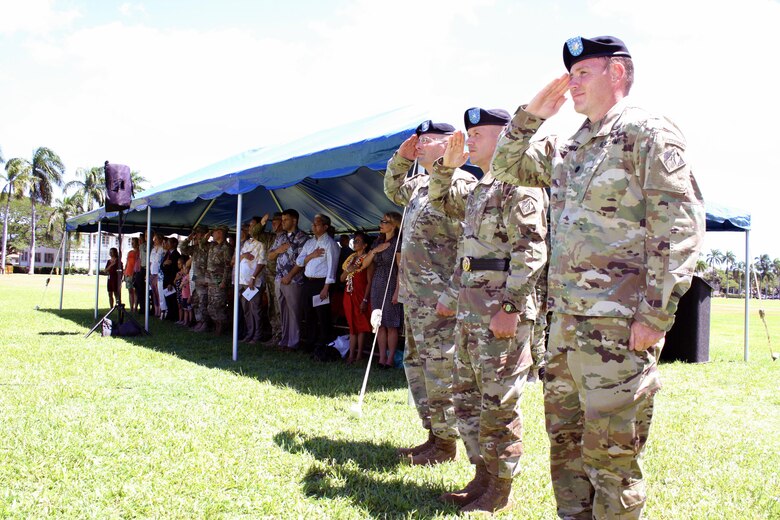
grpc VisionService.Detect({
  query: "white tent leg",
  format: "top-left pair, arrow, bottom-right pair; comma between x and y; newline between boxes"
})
145,207 -> 152,332
94,221 -> 102,319
59,231 -> 67,311
744,230 -> 750,362
232,194 -> 243,361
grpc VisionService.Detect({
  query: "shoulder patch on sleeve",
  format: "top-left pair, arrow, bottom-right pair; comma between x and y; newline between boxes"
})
662,148 -> 686,173
519,197 -> 537,217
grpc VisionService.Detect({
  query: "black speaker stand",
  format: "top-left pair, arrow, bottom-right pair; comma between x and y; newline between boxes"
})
85,302 -> 149,338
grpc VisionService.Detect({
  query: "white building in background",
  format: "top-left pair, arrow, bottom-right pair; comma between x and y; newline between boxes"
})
18,233 -> 135,272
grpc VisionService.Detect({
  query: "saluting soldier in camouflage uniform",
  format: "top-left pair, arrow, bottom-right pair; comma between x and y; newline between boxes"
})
385,120 -> 477,465
491,36 -> 705,519
430,108 -> 548,513
180,225 -> 210,332
253,213 -> 284,343
206,225 -> 233,336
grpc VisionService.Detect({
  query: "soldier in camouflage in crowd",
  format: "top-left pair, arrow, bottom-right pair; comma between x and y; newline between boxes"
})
384,120 -> 477,465
491,36 -> 705,519
180,225 -> 211,332
205,225 -> 233,336
430,107 -> 548,513
253,213 -> 284,344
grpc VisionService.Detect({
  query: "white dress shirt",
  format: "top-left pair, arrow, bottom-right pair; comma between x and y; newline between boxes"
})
238,238 -> 266,286
296,233 -> 339,284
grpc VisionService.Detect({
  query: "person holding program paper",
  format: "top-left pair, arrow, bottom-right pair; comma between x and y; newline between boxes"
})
289,213 -> 339,351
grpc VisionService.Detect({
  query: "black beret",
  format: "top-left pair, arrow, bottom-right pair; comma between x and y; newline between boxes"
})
415,120 -> 456,136
464,107 -> 511,130
563,35 -> 631,71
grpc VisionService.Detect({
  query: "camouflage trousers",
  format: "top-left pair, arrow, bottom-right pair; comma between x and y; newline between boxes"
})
192,282 -> 209,323
545,313 -> 662,520
531,311 -> 548,371
265,274 -> 281,343
207,283 -> 229,322
454,315 -> 533,479
402,295 -> 459,441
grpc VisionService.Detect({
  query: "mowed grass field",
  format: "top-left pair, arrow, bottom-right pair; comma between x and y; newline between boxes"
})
0,274 -> 778,519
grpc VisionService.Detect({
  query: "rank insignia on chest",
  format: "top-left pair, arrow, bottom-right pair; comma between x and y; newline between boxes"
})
519,197 -> 536,217
662,148 -> 686,173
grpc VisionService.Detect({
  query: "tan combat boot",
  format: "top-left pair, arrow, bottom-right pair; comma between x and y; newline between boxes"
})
397,429 -> 435,457
409,436 -> 456,466
460,474 -> 513,514
439,461 -> 489,506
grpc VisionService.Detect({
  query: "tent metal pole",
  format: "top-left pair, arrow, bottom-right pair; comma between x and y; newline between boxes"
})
59,231 -> 67,311
295,186 -> 353,230
267,190 -> 284,212
145,207 -> 152,332
94,221 -> 102,320
193,199 -> 217,229
744,229 -> 750,362
232,194 -> 243,361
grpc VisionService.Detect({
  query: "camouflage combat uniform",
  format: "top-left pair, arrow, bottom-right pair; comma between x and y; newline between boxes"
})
384,152 -> 477,441
492,100 -> 705,519
429,158 -> 548,478
256,228 -> 283,342
206,239 -> 233,322
180,235 -> 210,323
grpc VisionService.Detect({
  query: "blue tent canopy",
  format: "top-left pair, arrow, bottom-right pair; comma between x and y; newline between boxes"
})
66,106 -> 433,234
705,201 -> 751,232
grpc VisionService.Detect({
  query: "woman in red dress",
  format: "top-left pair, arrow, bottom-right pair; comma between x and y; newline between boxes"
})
340,232 -> 373,364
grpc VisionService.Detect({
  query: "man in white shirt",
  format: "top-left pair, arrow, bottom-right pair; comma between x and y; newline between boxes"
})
238,223 -> 266,344
289,213 -> 339,351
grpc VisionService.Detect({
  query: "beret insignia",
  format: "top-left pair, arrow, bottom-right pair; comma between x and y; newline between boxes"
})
420,120 -> 430,132
468,108 -> 481,125
566,36 -> 584,57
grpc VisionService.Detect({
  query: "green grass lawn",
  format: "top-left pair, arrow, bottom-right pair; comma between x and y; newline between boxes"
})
0,274 -> 778,519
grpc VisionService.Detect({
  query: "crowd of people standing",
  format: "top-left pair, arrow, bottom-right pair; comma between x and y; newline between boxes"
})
108,209 -> 404,365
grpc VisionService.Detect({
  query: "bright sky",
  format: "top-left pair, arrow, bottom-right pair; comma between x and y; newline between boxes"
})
1,0 -> 778,261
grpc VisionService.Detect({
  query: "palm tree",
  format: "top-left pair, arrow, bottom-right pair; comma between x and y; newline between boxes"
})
15,147 -> 65,274
773,258 -> 780,298
65,167 -> 104,274
754,254 -> 773,298
695,258 -> 708,275
2,159 -> 32,274
723,250 -> 737,296
48,194 -> 84,272
706,249 -> 723,274
733,261 -> 746,296
130,170 -> 148,196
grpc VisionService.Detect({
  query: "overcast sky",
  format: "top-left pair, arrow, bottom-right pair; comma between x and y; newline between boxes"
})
1,0 -> 778,260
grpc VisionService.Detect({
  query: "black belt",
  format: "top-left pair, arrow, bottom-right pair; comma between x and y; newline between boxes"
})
461,257 -> 509,272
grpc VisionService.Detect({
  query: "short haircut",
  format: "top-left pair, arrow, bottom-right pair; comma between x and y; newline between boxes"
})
609,56 -> 634,94
314,213 -> 331,227
282,208 -> 299,220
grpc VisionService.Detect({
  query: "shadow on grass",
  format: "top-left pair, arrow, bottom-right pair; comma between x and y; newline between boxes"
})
274,430 -> 456,517
43,307 -> 408,398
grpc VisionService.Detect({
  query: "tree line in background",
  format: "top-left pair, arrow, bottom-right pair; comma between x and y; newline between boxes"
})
0,145 -> 147,274
696,249 -> 780,299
